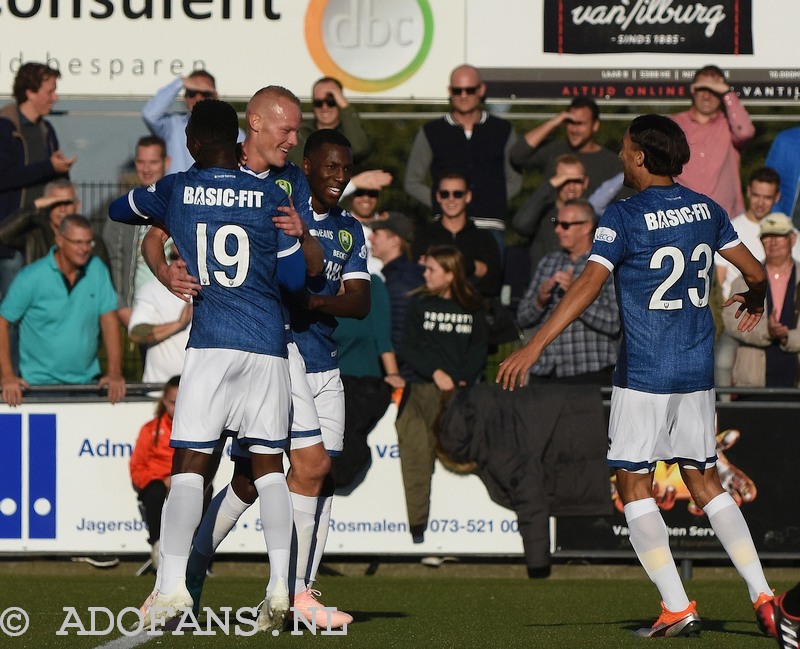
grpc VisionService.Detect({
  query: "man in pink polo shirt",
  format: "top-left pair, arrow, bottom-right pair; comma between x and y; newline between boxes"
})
672,64 -> 755,219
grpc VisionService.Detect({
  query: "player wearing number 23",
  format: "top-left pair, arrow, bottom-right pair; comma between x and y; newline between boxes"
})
497,115 -> 772,639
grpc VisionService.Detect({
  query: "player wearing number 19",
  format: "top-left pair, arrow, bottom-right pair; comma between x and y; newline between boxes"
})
109,100 -> 307,629
498,114 -> 776,639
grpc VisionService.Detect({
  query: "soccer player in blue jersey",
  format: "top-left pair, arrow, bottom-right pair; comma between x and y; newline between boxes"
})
166,122 -> 368,629
282,128 -> 370,627
497,114 -> 776,639
109,99 -> 306,632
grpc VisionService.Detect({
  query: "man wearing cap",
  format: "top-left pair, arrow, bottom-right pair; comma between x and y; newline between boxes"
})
723,212 -> 800,387
370,213 -> 423,380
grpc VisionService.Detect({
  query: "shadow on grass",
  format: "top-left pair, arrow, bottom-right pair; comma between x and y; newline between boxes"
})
620,617 -> 766,638
521,616 -> 765,640
350,610 -> 408,623
198,608 -> 408,632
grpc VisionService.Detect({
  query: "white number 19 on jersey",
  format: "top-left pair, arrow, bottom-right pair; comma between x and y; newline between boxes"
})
195,223 -> 251,287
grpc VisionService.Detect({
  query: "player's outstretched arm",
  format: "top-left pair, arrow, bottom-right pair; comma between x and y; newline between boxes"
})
109,194 -> 153,226
719,242 -> 767,332
496,261 -> 609,390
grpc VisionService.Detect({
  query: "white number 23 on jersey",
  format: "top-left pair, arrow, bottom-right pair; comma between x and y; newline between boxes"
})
195,223 -> 250,287
648,243 -> 712,310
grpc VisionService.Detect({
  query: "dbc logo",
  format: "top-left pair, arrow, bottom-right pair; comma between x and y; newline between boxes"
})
306,0 -> 434,92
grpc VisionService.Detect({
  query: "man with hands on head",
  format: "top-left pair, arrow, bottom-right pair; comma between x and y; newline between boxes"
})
672,64 -> 755,219
498,114 -> 775,640
143,70 -> 244,174
510,95 -> 623,197
513,153 -> 589,273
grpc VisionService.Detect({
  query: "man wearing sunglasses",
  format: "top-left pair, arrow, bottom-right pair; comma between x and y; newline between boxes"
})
413,171 -> 502,298
516,197 -> 618,385
288,77 -> 371,167
404,64 -> 521,254
143,70 -> 244,173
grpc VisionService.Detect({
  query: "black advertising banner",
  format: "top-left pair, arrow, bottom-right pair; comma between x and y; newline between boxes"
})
555,403 -> 800,557
482,67 -> 800,101
543,0 -> 753,55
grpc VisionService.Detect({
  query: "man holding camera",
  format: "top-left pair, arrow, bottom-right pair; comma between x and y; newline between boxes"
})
671,64 -> 755,219
287,77 -> 371,166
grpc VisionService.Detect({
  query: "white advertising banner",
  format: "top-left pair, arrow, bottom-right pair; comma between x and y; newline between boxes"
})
0,400 -> 524,556
0,0 -> 465,99
0,0 -> 798,100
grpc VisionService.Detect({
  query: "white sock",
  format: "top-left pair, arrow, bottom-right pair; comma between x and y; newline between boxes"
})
624,498 -> 690,612
291,493 -> 319,596
307,495 -> 333,587
188,486 -> 251,577
254,472 -> 293,597
704,492 -> 771,601
158,472 -> 204,595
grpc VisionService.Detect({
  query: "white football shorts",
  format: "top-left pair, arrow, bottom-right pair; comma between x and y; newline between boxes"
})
290,361 -> 344,456
607,386 -> 717,473
171,347 -> 290,455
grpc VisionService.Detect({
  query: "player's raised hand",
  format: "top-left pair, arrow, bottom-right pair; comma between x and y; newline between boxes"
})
723,290 -> 764,332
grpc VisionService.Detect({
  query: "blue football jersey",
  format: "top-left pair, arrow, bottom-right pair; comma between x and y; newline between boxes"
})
244,162 -> 313,225
290,205 -> 370,373
124,166 -> 299,357
589,183 -> 739,393
248,163 -> 314,347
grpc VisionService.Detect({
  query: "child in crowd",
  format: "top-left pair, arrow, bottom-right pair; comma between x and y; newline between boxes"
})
129,375 -> 179,569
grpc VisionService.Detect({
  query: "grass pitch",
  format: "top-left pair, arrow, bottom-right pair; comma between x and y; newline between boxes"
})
0,558 -> 795,648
